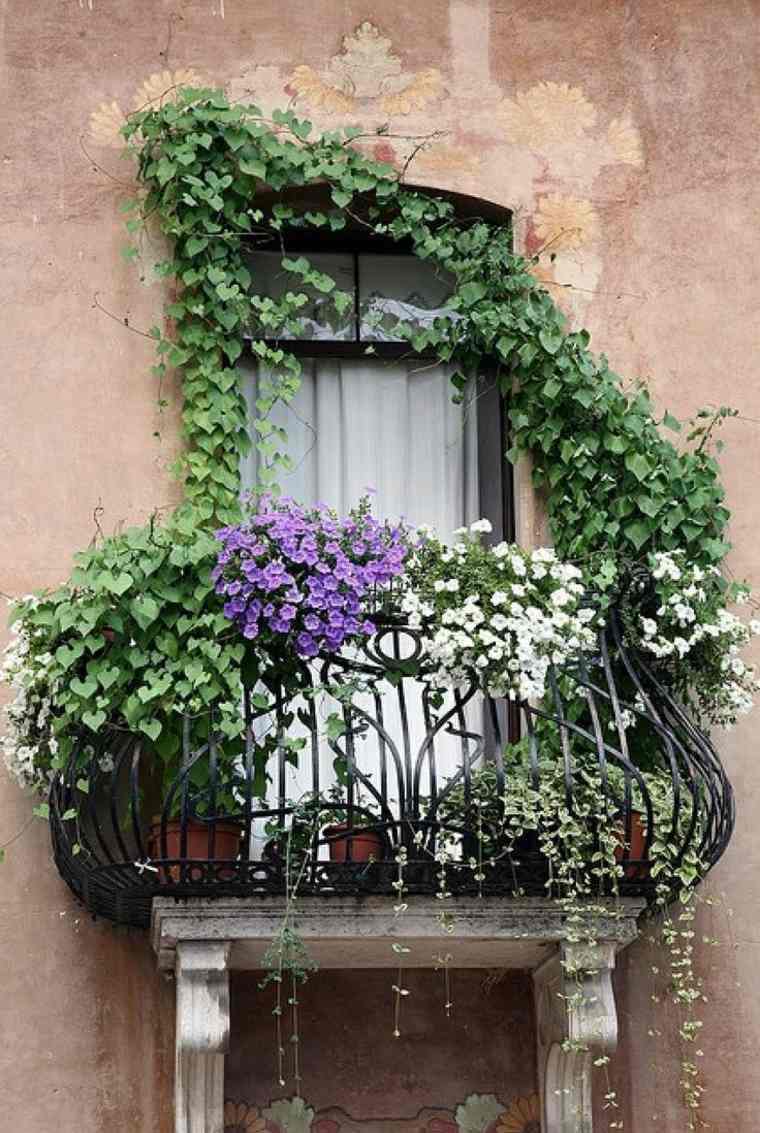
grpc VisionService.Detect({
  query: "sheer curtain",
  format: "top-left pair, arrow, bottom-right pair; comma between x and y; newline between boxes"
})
240,355 -> 478,530
239,355 -> 480,843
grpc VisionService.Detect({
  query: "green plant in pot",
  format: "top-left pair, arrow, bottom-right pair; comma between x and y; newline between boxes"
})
261,784 -> 388,867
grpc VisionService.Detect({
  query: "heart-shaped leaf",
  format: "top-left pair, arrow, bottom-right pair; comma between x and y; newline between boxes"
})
55,641 -> 85,670
71,677 -> 98,699
97,666 -> 120,690
109,571 -> 133,596
139,718 -> 162,743
130,595 -> 160,630
82,709 -> 106,732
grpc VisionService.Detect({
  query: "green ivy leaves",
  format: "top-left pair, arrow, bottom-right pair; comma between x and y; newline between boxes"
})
15,89 -> 733,776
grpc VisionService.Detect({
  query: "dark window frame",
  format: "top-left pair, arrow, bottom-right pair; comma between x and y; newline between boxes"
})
241,186 -> 515,539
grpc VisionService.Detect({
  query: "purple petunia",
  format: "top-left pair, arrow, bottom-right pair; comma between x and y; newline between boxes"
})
214,495 -> 410,659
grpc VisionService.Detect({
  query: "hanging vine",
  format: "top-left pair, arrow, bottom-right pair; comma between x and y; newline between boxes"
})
3,86 -> 742,777
2,86 -> 751,1128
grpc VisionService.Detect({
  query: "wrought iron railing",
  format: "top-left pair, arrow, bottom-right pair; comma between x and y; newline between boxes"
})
49,608 -> 734,928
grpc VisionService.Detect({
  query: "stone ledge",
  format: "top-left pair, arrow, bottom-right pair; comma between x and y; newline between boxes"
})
151,895 -> 647,971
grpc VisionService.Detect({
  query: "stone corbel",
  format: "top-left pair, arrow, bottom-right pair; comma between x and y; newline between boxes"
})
174,940 -> 231,1133
533,942 -> 618,1133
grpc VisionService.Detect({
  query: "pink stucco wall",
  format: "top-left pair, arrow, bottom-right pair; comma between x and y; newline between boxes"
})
226,969 -> 537,1130
2,1 -> 760,1129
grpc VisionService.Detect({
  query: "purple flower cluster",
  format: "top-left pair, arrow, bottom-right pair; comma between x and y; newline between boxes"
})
213,497 -> 409,659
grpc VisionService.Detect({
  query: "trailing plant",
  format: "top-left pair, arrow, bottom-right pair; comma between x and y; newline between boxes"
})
629,549 -> 760,728
1,84 -> 749,1126
1,519 -> 246,793
259,796 -> 321,1093
402,521 -> 597,700
436,751 -> 710,1125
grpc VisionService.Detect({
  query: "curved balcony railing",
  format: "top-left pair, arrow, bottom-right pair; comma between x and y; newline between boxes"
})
49,608 -> 734,928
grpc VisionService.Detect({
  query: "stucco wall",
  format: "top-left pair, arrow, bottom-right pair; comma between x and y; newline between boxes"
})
1,1 -> 760,1129
225,969 -> 537,1131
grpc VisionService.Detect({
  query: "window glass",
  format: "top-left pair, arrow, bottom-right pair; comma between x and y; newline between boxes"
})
246,251 -> 355,340
359,254 -> 455,341
245,250 -> 455,343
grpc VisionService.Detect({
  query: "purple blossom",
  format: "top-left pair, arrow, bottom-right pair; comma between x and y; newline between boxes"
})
214,495 -> 410,659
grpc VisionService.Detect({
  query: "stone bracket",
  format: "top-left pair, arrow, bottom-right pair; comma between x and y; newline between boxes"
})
174,940 -> 231,1133
152,897 -> 645,1133
533,941 -> 620,1133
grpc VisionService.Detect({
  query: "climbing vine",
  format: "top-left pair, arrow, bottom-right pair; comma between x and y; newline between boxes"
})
2,86 -> 750,1129
121,88 -> 732,564
2,84 -> 742,790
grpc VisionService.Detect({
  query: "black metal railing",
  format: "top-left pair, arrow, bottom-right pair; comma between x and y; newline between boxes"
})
49,607 -> 734,927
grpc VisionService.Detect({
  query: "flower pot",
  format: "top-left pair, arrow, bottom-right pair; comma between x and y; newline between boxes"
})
148,818 -> 242,882
615,810 -> 650,880
324,822 -> 385,863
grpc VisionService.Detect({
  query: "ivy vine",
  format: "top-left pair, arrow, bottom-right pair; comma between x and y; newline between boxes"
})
124,88 -> 732,563
6,84 -> 737,775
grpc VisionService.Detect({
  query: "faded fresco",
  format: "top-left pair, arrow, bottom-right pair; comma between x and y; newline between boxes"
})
86,16 -> 644,324
223,1092 -> 540,1133
225,970 -> 538,1133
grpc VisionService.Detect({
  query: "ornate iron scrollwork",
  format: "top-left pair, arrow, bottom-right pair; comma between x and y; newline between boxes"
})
50,610 -> 734,928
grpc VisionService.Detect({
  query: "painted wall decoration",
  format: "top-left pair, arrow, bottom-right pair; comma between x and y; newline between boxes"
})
85,13 -> 645,324
285,22 -> 445,118
223,1092 -> 540,1133
89,68 -> 206,149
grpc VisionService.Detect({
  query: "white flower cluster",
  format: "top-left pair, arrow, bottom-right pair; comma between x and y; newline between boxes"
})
639,551 -> 760,725
1,600 -> 59,791
404,522 -> 597,700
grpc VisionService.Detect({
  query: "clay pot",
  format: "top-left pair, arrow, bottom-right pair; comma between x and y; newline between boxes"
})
324,823 -> 385,863
148,818 -> 242,881
615,811 -> 650,880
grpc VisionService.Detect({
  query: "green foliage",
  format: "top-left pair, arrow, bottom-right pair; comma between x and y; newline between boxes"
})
13,517 -> 250,779
121,87 -> 732,572
5,88 -> 737,792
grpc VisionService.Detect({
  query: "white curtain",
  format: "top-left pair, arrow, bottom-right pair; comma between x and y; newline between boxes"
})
240,356 -> 478,531
239,356 -> 481,847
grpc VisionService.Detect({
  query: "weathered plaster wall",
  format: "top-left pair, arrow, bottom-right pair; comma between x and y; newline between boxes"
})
1,1 -> 759,1129
225,969 -> 537,1131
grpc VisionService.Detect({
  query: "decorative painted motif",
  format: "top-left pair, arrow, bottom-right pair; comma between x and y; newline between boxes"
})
533,194 -> 599,253
500,81 -> 597,146
224,1101 -> 268,1132
85,15 -> 646,322
285,23 -> 444,118
89,68 -> 206,148
495,1094 -> 540,1133
607,113 -> 645,166
223,1094 -> 541,1133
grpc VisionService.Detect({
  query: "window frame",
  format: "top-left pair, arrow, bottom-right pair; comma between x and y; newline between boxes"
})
241,187 -> 515,537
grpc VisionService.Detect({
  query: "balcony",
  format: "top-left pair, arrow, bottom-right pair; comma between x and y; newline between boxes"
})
46,603 -> 735,1133
49,605 -> 734,929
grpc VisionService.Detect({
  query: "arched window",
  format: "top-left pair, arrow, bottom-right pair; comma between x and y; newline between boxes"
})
239,187 -> 514,544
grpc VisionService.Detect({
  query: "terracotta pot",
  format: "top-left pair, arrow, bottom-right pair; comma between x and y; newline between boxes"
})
615,810 -> 650,880
148,818 -> 242,881
324,823 -> 385,863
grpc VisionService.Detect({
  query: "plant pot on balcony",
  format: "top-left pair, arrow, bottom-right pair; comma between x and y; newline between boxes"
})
323,822 -> 385,863
615,810 -> 651,881
148,817 -> 243,882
